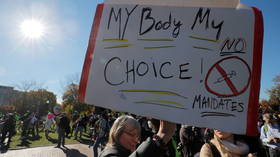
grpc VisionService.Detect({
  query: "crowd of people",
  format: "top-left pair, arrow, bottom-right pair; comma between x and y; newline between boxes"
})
0,109 -> 280,157
0,111 -> 42,150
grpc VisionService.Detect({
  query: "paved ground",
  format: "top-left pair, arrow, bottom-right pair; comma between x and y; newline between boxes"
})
0,144 -> 94,157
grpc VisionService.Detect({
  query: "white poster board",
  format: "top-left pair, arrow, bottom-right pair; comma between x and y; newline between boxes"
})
79,1 -> 263,135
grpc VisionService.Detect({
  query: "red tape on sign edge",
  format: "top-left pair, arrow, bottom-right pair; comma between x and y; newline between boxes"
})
246,7 -> 264,136
78,3 -> 105,102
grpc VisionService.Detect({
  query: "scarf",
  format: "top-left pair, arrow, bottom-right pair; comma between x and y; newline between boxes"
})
218,138 -> 249,156
213,136 -> 249,156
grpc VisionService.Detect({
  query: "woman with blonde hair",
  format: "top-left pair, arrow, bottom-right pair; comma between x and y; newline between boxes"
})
98,115 -> 176,157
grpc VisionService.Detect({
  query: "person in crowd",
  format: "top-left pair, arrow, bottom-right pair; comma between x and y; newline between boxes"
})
0,113 -> 16,147
65,115 -> 71,138
107,113 -> 116,128
98,115 -> 176,157
147,118 -> 180,157
179,125 -> 204,157
137,116 -> 152,143
70,111 -> 80,137
54,112 -> 69,148
88,113 -> 98,141
200,129 -> 258,157
137,116 -> 154,142
45,112 -> 55,139
20,112 -> 32,139
260,113 -> 280,157
82,113 -> 89,134
92,113 -> 109,157
179,125 -> 193,157
240,135 -> 268,157
74,114 -> 87,140
192,127 -> 205,155
29,113 -> 39,137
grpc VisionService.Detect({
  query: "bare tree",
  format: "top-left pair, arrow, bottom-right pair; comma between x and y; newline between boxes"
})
14,80 -> 45,91
272,75 -> 280,84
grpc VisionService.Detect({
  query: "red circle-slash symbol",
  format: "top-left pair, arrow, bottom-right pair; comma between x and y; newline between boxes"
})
205,56 -> 251,97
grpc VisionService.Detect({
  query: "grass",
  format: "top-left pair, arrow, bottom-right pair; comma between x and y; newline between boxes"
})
8,130 -> 93,150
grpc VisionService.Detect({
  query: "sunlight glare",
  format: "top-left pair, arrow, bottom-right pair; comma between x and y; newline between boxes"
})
20,19 -> 45,39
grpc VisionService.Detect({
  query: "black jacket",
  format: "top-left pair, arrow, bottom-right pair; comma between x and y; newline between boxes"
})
57,115 -> 70,130
99,137 -> 160,157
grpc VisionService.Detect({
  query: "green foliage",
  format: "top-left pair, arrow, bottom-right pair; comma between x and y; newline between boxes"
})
267,84 -> 280,106
62,83 -> 93,114
12,89 -> 57,116
265,75 -> 280,112
62,83 -> 78,106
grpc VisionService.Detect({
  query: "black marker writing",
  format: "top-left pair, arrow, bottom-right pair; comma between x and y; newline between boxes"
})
139,7 -> 182,38
220,38 -> 246,56
107,5 -> 138,39
191,8 -> 224,40
192,94 -> 244,112
104,57 -> 124,86
104,57 -> 192,86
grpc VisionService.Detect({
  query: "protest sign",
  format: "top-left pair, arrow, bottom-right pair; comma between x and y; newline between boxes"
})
79,0 -> 263,135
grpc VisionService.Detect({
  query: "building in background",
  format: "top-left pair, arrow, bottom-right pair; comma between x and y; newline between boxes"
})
0,85 -> 18,111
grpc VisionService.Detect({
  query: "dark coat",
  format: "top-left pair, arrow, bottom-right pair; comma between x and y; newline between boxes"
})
99,145 -> 130,157
99,137 -> 159,157
57,115 -> 70,131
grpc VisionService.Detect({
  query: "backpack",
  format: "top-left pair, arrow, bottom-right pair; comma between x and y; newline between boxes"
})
208,142 -> 221,157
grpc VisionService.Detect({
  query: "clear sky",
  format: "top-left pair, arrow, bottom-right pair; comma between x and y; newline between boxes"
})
0,0 -> 279,103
